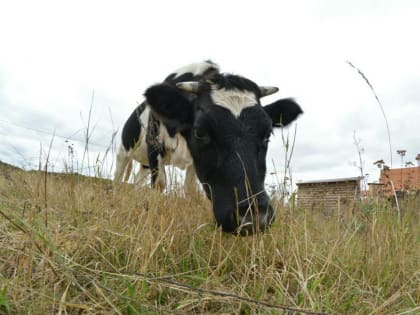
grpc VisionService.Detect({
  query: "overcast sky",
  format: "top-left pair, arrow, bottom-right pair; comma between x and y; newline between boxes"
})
1,0 -> 419,188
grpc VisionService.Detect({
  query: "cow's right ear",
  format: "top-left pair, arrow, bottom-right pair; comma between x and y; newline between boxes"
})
263,98 -> 303,127
144,83 -> 194,131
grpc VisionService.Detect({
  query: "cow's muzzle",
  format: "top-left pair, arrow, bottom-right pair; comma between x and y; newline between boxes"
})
234,198 -> 274,235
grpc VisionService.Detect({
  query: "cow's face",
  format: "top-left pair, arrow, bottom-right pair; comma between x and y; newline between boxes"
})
145,74 -> 302,235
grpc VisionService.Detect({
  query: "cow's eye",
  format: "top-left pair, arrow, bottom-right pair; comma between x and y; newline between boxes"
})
260,136 -> 270,151
194,128 -> 211,144
262,129 -> 273,148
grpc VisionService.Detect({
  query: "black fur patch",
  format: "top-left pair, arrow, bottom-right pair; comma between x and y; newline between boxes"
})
263,98 -> 303,127
164,64 -> 220,86
144,84 -> 194,131
208,74 -> 261,96
164,72 -> 195,85
121,102 -> 147,151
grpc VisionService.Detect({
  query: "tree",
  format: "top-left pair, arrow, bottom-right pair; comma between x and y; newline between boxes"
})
397,149 -> 406,191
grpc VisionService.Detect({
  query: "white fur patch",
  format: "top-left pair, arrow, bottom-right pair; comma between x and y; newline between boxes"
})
130,106 -> 150,165
139,106 -> 150,131
174,61 -> 219,78
210,89 -> 257,117
159,124 -> 193,170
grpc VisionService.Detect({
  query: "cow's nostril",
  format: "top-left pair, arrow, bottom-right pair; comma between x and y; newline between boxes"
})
234,197 -> 275,235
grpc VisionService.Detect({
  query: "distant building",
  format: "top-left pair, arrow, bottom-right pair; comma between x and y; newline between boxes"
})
297,177 -> 362,212
367,182 -> 386,197
371,166 -> 420,197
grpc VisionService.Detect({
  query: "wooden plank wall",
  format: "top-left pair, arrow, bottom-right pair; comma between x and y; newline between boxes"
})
297,180 -> 360,213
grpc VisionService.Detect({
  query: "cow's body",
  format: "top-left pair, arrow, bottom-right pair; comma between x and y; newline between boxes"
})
116,61 -> 303,234
114,61 -> 219,192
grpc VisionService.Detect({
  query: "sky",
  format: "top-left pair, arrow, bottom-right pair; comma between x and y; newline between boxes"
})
0,0 -> 419,190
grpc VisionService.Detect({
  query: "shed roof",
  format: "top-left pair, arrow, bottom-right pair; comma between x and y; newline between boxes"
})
297,176 -> 362,185
368,182 -> 385,186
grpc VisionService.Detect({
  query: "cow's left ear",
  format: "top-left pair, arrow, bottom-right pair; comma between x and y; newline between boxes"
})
263,98 -> 303,127
144,83 -> 194,131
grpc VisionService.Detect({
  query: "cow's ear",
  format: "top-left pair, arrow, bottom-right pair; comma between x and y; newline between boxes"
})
144,83 -> 194,131
263,98 -> 303,127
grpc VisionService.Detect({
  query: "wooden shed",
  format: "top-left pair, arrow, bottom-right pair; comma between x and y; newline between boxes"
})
297,177 -> 362,213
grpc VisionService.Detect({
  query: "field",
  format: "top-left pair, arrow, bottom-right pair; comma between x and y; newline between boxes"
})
0,161 -> 419,314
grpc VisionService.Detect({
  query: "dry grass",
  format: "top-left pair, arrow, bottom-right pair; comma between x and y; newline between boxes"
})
0,162 -> 419,314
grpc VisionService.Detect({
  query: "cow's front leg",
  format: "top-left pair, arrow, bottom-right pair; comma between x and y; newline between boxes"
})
184,164 -> 197,195
114,145 -> 131,185
133,164 -> 149,189
156,154 -> 166,191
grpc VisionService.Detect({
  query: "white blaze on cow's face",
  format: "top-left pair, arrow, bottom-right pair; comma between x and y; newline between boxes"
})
158,123 -> 193,169
210,88 -> 258,118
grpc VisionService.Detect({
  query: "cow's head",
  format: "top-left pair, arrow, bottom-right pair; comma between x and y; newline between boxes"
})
145,73 -> 302,235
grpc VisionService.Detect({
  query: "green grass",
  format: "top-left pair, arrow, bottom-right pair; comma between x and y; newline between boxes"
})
0,163 -> 419,314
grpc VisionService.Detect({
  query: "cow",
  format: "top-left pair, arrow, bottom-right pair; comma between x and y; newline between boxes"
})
116,60 -> 303,234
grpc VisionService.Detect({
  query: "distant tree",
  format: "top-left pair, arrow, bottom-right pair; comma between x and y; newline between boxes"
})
397,149 -> 407,191
374,159 -> 385,169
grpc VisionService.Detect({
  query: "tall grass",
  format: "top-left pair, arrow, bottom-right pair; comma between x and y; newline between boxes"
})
0,161 -> 418,314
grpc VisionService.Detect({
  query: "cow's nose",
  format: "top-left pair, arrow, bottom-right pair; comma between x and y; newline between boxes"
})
235,200 -> 273,235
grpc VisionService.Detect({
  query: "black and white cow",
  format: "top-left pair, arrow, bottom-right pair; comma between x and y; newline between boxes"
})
116,61 -> 303,234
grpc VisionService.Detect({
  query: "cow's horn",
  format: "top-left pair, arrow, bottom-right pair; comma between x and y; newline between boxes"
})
259,86 -> 279,97
176,81 -> 200,93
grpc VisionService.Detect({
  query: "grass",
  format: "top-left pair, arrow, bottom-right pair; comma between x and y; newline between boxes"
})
0,161 -> 419,314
